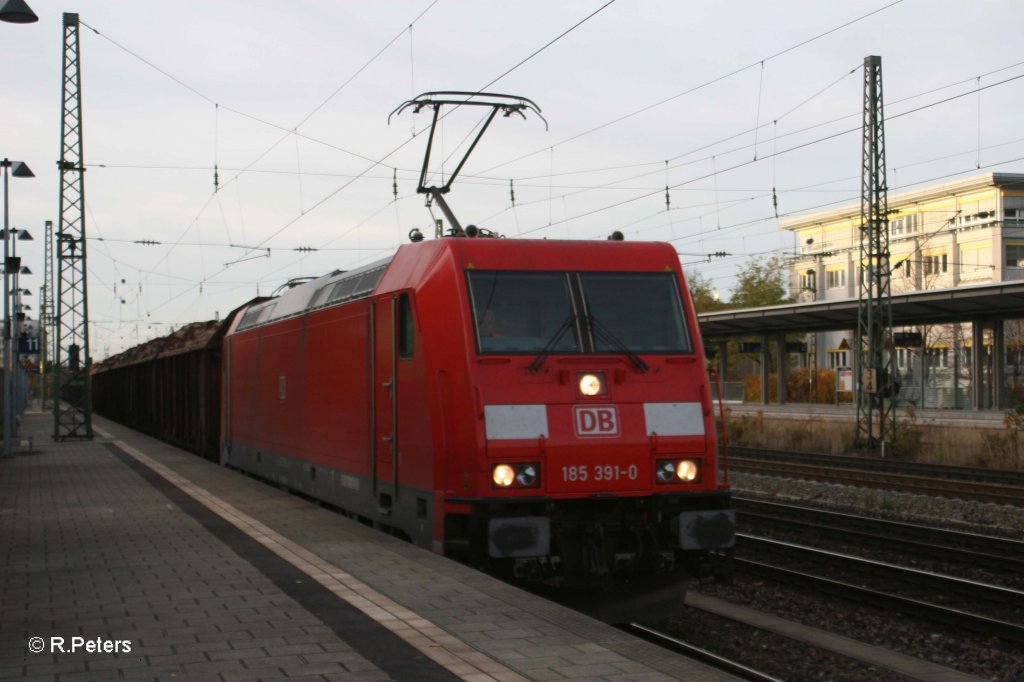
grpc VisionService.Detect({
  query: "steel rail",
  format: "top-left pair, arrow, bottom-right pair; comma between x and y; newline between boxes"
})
731,458 -> 1024,506
740,534 -> 1024,608
623,622 -> 784,682
734,497 -> 1024,573
731,445 -> 1024,487
736,556 -> 1024,644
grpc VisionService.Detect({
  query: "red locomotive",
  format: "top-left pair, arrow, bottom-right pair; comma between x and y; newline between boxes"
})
95,93 -> 734,621
221,235 -> 734,620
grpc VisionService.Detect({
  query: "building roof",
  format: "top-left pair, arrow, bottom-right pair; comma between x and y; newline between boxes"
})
779,172 -> 1024,231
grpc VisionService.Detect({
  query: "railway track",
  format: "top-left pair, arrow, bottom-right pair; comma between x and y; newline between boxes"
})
734,497 -> 1024,575
623,622 -> 783,682
731,456 -> 1024,506
731,445 -> 1024,486
736,533 -> 1024,643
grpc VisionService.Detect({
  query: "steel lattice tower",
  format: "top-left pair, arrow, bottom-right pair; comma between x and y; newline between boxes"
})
39,219 -> 54,409
855,55 -> 896,451
54,12 -> 92,440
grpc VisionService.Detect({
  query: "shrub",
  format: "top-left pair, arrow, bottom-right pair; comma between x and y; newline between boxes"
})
744,368 -> 837,403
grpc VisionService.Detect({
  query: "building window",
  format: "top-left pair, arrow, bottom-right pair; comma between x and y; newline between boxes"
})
891,213 -> 919,236
894,259 -> 912,279
826,268 -> 846,289
927,347 -> 949,368
800,269 -> 816,293
1006,244 -> 1024,268
960,245 -> 992,277
923,253 -> 948,276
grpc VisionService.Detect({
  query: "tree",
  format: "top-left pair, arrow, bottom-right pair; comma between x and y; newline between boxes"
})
685,269 -> 727,313
729,254 -> 793,308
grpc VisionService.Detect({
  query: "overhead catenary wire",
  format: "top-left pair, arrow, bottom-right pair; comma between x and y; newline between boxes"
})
670,156 -> 1024,282
80,2 -> 443,322
83,59 -> 1024,214
469,62 -> 877,224
80,20 -> 387,167
427,0 -> 619,187
752,61 -> 765,161
477,57 -> 1016,186
510,72 -> 1024,239
77,5 -> 1024,357
479,62 -> 1024,235
109,1 -> 615,323
477,0 -> 906,176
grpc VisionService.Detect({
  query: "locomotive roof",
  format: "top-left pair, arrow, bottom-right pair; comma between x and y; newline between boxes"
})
233,238 -> 681,332
235,256 -> 393,332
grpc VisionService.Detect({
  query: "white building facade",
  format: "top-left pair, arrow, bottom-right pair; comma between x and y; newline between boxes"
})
781,172 -> 1024,408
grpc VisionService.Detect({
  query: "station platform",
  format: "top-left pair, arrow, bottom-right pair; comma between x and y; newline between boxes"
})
0,404 -> 736,682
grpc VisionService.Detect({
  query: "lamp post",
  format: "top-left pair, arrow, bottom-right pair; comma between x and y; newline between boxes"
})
2,160 -> 34,457
0,0 -> 38,23
3,0 -> 40,454
11,229 -> 32,423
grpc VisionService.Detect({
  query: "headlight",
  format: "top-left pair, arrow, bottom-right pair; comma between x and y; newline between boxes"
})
515,464 -> 537,487
492,464 -> 516,487
577,372 -> 605,397
491,463 -> 541,489
656,458 -> 701,484
656,460 -> 676,482
676,459 -> 699,482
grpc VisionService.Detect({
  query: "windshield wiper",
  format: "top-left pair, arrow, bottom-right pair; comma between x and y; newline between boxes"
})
527,315 -> 574,373
587,314 -> 649,373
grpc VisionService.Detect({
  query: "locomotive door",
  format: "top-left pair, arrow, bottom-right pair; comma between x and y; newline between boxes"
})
371,298 -> 398,512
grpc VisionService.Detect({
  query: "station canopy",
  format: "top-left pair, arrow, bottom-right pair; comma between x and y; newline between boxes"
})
698,280 -> 1024,338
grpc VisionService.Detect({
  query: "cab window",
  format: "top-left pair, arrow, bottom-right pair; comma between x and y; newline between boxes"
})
579,272 -> 691,353
467,271 -> 578,354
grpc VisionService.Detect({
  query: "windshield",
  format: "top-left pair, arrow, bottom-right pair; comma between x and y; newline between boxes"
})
580,272 -> 691,353
467,271 -> 579,353
467,270 -> 693,355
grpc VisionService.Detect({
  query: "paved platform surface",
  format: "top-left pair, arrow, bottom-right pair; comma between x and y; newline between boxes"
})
0,405 -> 737,682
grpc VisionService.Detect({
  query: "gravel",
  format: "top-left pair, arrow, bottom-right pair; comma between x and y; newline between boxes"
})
730,471 -> 1024,539
651,473 -> 1024,681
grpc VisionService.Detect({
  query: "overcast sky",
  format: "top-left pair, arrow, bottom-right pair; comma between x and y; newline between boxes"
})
4,0 -> 1023,358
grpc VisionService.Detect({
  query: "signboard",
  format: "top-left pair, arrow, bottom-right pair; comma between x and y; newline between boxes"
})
894,332 -> 923,348
18,337 -> 40,354
861,367 -> 877,394
838,369 -> 854,392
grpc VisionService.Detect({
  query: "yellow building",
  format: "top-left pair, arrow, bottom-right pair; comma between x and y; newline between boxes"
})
780,172 -> 1024,408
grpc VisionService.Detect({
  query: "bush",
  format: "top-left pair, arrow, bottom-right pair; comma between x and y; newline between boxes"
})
980,405 -> 1024,469
743,368 -> 837,403
724,411 -> 764,444
887,423 -> 924,459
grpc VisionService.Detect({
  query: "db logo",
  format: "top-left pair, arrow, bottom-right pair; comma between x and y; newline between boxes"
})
574,406 -> 619,438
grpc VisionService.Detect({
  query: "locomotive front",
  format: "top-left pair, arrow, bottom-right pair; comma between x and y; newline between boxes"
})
439,239 -> 734,618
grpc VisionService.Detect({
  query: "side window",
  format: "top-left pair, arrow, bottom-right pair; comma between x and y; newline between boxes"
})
398,294 -> 414,359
